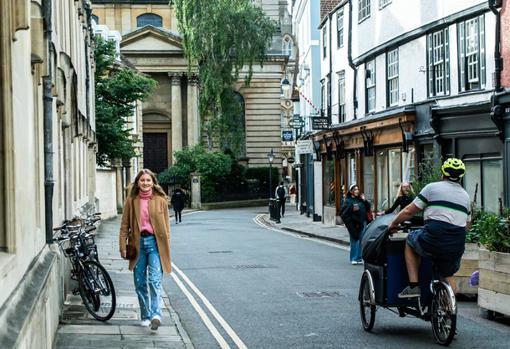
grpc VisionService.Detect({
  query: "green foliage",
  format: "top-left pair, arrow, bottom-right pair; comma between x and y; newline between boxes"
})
94,36 -> 157,166
471,211 -> 510,253
245,167 -> 279,195
412,157 -> 442,195
174,0 -> 276,157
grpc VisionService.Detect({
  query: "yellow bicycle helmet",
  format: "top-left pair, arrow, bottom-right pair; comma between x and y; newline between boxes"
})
441,158 -> 466,180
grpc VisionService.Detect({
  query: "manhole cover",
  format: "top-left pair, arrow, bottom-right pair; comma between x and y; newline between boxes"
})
296,291 -> 345,298
232,264 -> 276,269
208,251 -> 233,254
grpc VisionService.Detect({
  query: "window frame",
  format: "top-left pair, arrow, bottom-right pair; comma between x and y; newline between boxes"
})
457,15 -> 486,92
358,0 -> 371,23
136,13 -> 163,28
365,59 -> 376,113
322,26 -> 327,59
386,48 -> 399,107
379,0 -> 392,9
427,27 -> 451,97
463,155 -> 503,213
337,8 -> 344,48
338,70 -> 346,123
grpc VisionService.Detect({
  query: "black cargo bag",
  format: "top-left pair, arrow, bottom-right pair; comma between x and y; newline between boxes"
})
361,214 -> 396,264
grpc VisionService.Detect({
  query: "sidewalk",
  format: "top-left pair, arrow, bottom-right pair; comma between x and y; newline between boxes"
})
261,205 -> 351,246
53,216 -> 193,349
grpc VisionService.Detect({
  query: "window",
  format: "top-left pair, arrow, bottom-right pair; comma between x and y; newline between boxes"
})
338,70 -> 346,123
463,157 -> 503,213
358,0 -> 371,22
363,156 -> 375,204
321,80 -> 326,115
379,0 -> 391,9
337,9 -> 344,48
136,13 -> 163,28
458,15 -> 486,92
387,48 -> 399,106
282,36 -> 293,57
365,59 -> 376,112
322,26 -> 327,58
427,28 -> 450,97
324,159 -> 335,207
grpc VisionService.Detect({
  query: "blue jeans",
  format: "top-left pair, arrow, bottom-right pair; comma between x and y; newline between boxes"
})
134,235 -> 163,320
350,223 -> 366,262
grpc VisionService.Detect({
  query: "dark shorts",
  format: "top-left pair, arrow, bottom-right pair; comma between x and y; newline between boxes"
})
407,228 -> 461,277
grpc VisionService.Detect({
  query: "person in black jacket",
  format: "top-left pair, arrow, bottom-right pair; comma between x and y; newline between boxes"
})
170,188 -> 185,224
378,182 -> 413,216
341,184 -> 371,265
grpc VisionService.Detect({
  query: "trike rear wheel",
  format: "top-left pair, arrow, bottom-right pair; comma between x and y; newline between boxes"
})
431,282 -> 456,346
359,271 -> 376,331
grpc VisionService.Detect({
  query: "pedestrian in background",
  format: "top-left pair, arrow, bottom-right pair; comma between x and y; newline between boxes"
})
377,182 -> 413,216
289,184 -> 297,205
341,184 -> 371,265
171,187 -> 185,224
119,169 -> 171,330
275,181 -> 288,217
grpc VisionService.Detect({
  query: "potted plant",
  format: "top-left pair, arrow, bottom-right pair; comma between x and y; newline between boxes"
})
477,210 -> 510,317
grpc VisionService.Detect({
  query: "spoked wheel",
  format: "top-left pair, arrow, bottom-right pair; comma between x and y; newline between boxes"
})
78,260 -> 116,321
431,282 -> 457,346
359,271 -> 376,331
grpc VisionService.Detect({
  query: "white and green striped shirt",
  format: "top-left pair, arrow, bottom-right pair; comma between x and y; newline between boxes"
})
413,180 -> 470,227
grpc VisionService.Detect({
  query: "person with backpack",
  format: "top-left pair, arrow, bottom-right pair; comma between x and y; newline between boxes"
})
275,181 -> 288,217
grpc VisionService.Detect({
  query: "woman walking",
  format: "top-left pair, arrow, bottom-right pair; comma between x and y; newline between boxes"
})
341,184 -> 370,265
171,188 -> 185,223
119,169 -> 171,330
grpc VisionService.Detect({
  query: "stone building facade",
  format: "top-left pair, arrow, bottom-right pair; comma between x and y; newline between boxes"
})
91,0 -> 292,175
0,1 -> 96,347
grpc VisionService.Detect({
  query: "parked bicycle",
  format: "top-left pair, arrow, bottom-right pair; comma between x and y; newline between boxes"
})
53,213 -> 116,321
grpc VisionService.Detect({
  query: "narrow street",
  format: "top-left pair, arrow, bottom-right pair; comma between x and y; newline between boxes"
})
165,207 -> 510,349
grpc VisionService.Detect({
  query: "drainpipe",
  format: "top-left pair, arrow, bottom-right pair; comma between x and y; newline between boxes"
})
328,12 -> 333,125
42,0 -> 54,243
489,0 -> 503,92
347,0 -> 358,119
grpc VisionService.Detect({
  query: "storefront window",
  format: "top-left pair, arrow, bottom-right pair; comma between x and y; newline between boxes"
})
402,147 -> 415,183
349,153 -> 356,187
376,150 -> 389,210
482,159 -> 503,213
363,156 -> 375,205
388,149 -> 401,206
463,157 -> 503,213
324,159 -> 335,207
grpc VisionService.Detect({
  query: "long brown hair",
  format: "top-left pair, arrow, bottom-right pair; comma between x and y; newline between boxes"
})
129,169 -> 167,198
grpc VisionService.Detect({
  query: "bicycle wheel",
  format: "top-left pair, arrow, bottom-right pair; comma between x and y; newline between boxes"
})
431,282 -> 456,346
78,260 -> 116,321
359,271 -> 376,331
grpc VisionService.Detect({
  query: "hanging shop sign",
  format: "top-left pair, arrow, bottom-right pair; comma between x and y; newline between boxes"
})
296,140 -> 314,154
282,130 -> 294,142
312,117 -> 329,130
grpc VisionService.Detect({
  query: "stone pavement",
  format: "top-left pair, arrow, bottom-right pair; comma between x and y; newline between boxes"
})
261,205 -> 351,246
53,216 -> 193,349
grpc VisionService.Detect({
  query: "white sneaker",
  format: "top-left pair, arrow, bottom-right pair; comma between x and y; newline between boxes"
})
150,315 -> 161,331
351,261 -> 357,265
140,319 -> 150,327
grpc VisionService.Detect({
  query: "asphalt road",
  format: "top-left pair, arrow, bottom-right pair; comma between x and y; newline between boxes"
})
163,207 -> 510,349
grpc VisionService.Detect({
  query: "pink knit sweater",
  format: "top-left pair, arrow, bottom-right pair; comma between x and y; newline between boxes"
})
139,189 -> 154,234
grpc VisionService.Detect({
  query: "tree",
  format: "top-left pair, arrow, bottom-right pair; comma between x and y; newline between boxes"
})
174,0 -> 276,156
94,36 -> 157,166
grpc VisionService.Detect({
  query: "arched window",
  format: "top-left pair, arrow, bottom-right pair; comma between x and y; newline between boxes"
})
282,35 -> 293,57
91,14 -> 99,24
136,13 -> 163,28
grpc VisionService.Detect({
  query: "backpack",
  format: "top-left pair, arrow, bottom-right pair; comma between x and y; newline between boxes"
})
277,186 -> 286,199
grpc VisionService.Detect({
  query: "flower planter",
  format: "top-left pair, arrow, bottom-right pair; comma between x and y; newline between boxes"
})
453,243 -> 479,295
478,248 -> 510,316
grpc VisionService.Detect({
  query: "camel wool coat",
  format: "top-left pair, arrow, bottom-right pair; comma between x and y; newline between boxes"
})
119,194 -> 171,273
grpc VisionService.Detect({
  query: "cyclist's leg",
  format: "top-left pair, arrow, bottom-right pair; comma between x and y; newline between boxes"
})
134,238 -> 150,321
404,243 -> 421,283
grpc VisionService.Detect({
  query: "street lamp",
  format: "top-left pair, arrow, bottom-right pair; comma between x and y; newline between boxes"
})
281,77 -> 291,100
267,148 -> 274,198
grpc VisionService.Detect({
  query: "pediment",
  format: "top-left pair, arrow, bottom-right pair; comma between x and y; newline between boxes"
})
121,26 -> 183,53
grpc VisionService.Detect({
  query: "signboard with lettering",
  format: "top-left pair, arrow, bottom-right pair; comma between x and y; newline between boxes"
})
296,140 -> 313,154
312,117 -> 330,130
282,130 -> 294,142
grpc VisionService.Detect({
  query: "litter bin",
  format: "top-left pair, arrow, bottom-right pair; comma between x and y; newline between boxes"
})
268,198 -> 281,223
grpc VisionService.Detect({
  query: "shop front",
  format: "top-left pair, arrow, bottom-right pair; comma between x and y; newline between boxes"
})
314,107 -> 416,224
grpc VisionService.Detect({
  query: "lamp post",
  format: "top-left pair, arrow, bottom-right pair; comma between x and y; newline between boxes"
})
281,76 -> 291,100
267,148 -> 274,198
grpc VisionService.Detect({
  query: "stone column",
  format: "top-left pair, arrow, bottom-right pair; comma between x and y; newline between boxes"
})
187,75 -> 200,146
191,172 -> 201,209
169,73 -> 183,161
